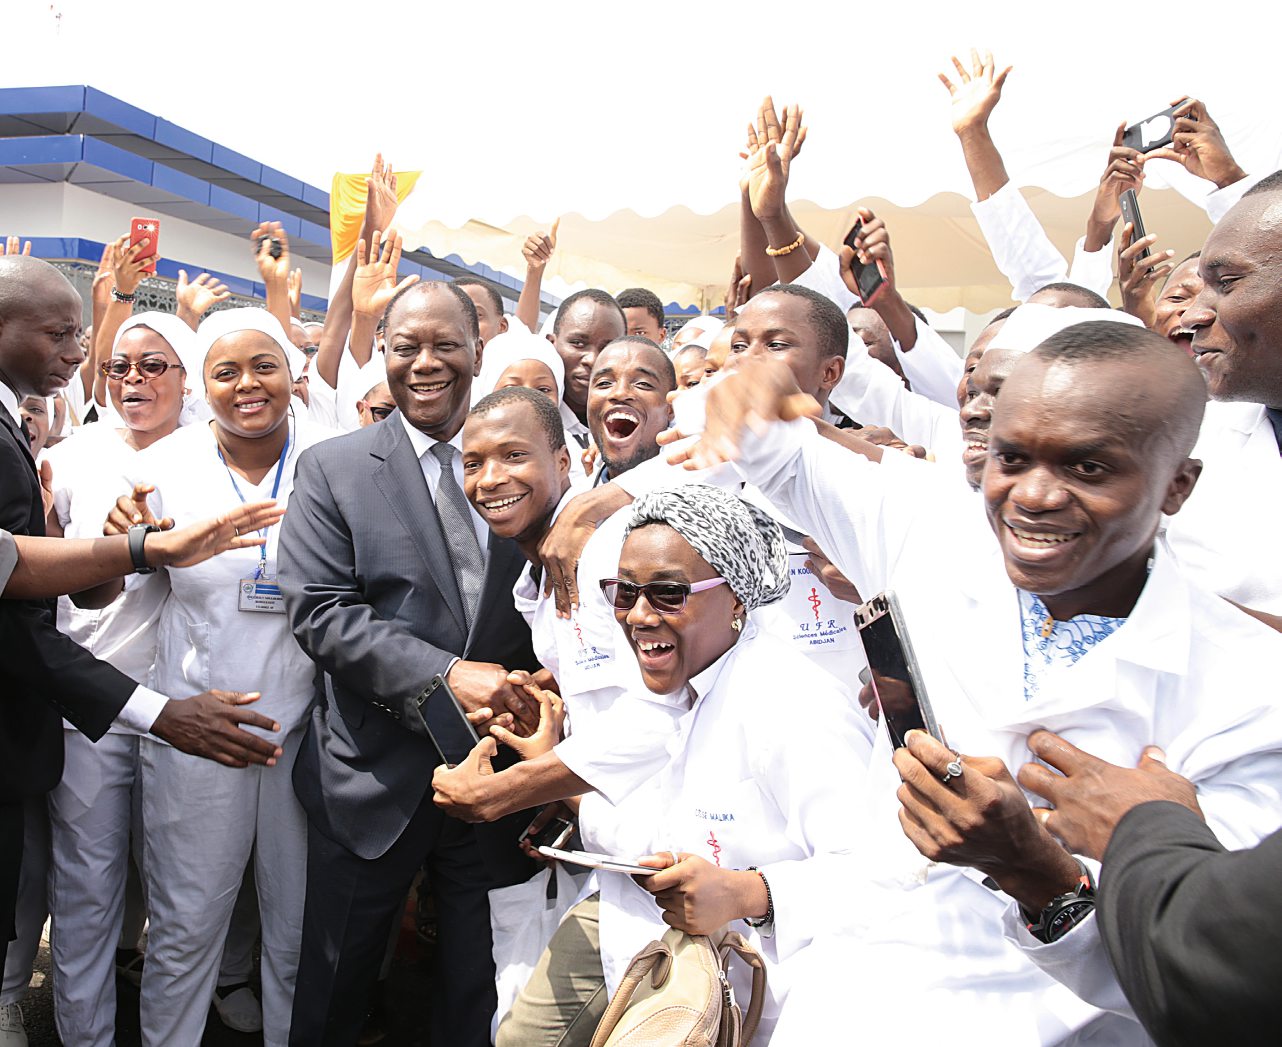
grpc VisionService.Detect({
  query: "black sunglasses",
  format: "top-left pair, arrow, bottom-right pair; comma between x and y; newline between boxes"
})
100,358 -> 184,381
600,576 -> 727,614
367,405 -> 395,421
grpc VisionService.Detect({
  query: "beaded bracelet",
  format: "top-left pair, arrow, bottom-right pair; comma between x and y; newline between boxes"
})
110,287 -> 137,304
765,230 -> 805,257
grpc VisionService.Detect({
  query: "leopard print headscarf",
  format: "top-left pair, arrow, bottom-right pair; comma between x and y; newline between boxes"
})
624,484 -> 789,611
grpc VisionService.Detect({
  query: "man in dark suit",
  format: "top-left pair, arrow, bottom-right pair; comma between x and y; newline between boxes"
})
280,281 -> 540,1046
0,256 -> 281,972
1018,729 -> 1282,1047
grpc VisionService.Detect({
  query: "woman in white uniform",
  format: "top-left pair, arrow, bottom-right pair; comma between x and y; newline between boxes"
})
124,309 -> 333,1047
41,312 -> 197,1046
498,484 -> 874,1045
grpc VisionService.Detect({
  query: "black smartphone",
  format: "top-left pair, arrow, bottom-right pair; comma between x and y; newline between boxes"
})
1119,190 -> 1151,262
520,807 -> 576,851
1121,103 -> 1182,153
255,235 -> 284,260
842,220 -> 887,306
855,591 -> 943,751
421,674 -> 481,765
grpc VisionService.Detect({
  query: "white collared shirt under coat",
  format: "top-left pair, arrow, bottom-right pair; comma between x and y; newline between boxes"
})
734,417 -> 1282,1047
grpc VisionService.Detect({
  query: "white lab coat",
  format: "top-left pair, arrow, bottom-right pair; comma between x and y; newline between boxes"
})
830,336 -> 962,460
45,422 -> 171,729
512,491 -> 689,809
1165,399 -> 1282,612
43,422 -> 177,1044
132,415 -> 336,735
128,414 -> 335,1047
734,418 -> 1282,1046
590,621 -> 875,1043
970,182 -> 1116,302
790,244 -> 964,411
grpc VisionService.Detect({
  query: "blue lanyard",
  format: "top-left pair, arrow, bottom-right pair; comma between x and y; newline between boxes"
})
217,429 -> 290,580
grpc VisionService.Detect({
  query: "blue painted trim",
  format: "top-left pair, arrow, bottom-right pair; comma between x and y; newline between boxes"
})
155,119 -> 213,163
84,87 -> 155,138
0,85 -> 85,118
210,143 -> 260,182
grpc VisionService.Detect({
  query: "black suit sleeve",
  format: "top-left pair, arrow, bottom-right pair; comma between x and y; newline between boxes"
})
0,599 -> 136,740
1098,801 -> 1282,1047
278,447 -> 459,740
0,430 -> 136,742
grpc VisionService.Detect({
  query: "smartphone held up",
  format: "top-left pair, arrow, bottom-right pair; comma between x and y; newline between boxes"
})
842,220 -> 887,306
129,217 -> 160,274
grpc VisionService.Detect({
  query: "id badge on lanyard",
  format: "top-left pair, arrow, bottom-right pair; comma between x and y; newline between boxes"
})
219,432 -> 290,615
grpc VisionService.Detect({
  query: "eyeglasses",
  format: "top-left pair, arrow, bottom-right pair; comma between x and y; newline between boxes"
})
300,344 -> 320,357
366,405 -> 395,421
600,576 -> 727,614
100,358 -> 184,381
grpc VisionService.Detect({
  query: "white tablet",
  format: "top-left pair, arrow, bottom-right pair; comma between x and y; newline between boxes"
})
536,846 -> 655,876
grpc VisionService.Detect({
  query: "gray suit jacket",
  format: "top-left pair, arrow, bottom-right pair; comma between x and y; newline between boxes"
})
279,412 -> 537,862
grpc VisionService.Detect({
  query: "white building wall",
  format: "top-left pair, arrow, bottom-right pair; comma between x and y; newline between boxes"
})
0,182 -> 332,291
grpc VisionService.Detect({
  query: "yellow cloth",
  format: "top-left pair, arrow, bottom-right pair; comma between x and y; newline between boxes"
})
329,171 -> 422,264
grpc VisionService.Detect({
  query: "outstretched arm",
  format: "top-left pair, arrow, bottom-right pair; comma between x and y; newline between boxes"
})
515,221 -> 558,334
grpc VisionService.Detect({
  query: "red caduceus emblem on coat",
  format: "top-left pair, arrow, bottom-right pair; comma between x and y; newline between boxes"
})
808,587 -> 822,621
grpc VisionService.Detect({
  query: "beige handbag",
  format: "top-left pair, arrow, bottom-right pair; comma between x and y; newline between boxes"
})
590,928 -> 767,1047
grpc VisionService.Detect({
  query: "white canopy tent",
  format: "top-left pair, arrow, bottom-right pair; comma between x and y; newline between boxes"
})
12,0 -> 1280,310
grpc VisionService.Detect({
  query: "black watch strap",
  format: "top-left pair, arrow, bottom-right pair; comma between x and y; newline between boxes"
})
1023,859 -> 1096,944
128,523 -> 160,574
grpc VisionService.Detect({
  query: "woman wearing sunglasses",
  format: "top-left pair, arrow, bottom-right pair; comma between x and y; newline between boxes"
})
106,308 -> 332,1047
499,484 -> 874,1046
37,312 -> 203,1046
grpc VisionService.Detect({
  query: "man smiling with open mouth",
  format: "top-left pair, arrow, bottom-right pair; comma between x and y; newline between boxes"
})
585,336 -> 675,484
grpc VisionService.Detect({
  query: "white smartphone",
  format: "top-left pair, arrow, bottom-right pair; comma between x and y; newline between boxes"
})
537,846 -> 655,876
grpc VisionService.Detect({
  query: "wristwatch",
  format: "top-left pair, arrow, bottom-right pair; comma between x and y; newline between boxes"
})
1022,859 -> 1096,944
128,523 -> 160,575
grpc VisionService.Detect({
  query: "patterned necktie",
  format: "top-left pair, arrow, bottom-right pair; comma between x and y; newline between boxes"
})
428,442 -> 485,626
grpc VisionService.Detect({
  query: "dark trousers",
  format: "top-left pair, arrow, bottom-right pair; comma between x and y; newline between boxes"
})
0,802 -> 21,975
289,794 -> 497,1047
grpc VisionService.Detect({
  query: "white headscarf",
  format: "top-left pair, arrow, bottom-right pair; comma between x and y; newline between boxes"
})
113,311 -> 210,425
988,304 -> 1146,355
472,329 -> 566,407
195,308 -> 308,384
672,315 -> 725,351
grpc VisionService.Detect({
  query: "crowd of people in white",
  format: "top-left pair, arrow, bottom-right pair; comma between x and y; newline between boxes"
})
0,50 -> 1279,1047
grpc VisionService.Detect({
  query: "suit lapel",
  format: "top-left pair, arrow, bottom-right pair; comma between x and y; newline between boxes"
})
0,408 -> 36,476
370,415 -> 468,634
464,534 -> 524,658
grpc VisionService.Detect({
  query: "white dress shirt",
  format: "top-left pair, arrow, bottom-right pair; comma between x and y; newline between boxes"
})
734,417 -> 1282,1046
398,414 -> 491,555
0,381 -> 170,732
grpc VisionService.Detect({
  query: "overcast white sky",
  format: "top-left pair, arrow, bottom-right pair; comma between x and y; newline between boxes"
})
9,0 -> 1277,224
